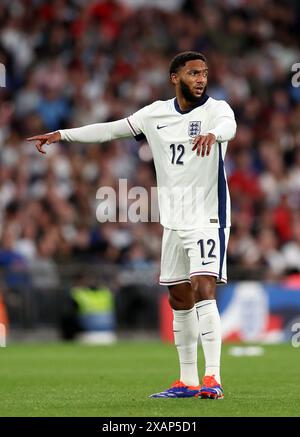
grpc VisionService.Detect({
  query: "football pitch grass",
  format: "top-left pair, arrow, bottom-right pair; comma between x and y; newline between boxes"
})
0,341 -> 299,417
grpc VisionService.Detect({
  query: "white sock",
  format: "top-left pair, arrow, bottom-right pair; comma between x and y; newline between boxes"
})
196,299 -> 222,384
173,306 -> 199,387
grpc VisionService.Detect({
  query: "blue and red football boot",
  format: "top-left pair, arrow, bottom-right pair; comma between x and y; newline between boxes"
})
149,380 -> 200,398
197,375 -> 224,399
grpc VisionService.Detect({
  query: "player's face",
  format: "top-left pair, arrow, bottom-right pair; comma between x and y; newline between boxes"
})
172,60 -> 208,102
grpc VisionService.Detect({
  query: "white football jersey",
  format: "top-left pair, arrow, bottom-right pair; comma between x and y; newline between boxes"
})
126,96 -> 236,230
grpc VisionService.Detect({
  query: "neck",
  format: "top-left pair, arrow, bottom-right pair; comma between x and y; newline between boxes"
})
175,93 -> 209,113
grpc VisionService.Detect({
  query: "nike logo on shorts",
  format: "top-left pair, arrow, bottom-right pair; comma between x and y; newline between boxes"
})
202,331 -> 213,336
202,260 -> 214,266
157,124 -> 167,130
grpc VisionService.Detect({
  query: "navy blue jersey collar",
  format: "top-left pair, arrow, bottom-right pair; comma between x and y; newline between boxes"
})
174,94 -> 209,114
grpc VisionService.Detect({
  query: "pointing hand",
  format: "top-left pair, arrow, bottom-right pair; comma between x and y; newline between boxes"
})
27,131 -> 61,155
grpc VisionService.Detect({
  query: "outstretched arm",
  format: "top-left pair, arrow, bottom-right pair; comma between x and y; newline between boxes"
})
27,118 -> 133,154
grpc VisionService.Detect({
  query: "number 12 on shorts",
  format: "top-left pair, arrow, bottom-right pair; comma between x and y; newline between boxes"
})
197,239 -> 216,260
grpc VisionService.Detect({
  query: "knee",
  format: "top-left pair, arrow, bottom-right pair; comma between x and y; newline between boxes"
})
191,276 -> 216,301
169,295 -> 193,310
168,284 -> 194,310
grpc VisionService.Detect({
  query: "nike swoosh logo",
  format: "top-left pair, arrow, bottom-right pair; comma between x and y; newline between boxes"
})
202,331 -> 213,336
157,125 -> 167,130
202,261 -> 214,266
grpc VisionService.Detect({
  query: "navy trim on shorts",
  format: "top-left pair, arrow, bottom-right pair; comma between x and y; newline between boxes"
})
159,279 -> 191,286
218,228 -> 225,282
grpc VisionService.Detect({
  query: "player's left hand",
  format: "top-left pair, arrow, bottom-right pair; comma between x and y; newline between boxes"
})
192,133 -> 216,157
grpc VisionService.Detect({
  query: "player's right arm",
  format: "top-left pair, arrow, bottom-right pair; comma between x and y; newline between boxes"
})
27,118 -> 134,155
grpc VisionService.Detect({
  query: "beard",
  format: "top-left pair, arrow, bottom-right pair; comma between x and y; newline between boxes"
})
179,80 -> 206,103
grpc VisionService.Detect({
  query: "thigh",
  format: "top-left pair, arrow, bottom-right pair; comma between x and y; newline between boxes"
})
159,228 -> 190,286
190,275 -> 216,301
168,282 -> 194,310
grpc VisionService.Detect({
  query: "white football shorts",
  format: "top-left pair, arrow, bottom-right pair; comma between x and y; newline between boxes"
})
159,227 -> 230,286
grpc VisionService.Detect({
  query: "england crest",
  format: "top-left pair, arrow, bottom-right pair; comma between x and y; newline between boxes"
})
188,121 -> 201,138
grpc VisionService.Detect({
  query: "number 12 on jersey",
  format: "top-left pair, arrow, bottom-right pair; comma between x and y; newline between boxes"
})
170,144 -> 185,165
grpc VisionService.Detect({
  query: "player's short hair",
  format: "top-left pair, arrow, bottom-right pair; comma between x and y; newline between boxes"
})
169,51 -> 207,75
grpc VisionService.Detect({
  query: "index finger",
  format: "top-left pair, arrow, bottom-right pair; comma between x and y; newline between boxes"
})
27,135 -> 47,141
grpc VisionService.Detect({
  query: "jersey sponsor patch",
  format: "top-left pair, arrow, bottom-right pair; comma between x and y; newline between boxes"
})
188,121 -> 201,137
210,218 -> 218,223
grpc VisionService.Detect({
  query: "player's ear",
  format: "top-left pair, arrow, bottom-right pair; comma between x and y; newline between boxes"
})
170,73 -> 178,86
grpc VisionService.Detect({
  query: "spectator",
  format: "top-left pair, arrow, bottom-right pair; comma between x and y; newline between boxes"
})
0,0 -> 300,283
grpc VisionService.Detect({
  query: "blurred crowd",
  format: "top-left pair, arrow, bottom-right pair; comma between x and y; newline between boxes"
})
1,0 -> 300,284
